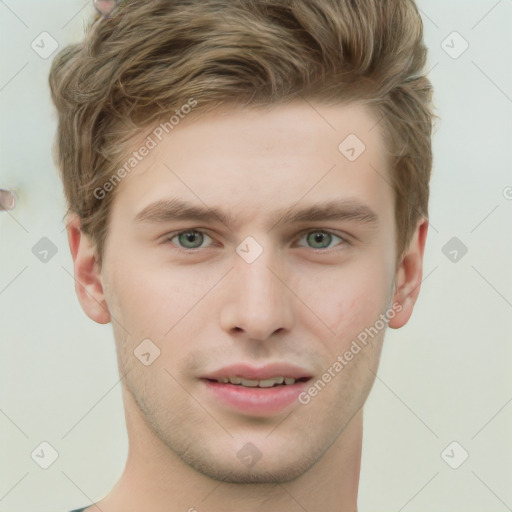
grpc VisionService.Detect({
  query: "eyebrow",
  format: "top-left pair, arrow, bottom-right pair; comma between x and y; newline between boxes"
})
134,197 -> 379,230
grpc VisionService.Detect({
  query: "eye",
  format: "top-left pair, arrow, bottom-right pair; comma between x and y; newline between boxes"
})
164,229 -> 347,252
166,230 -> 213,250
296,230 -> 346,250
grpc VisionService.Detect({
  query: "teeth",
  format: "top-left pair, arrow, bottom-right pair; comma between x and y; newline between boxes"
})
258,377 -> 284,387
239,378 -> 259,387
217,376 -> 297,387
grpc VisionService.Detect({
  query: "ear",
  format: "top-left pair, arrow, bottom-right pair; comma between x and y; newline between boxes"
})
388,218 -> 429,329
65,212 -> 111,324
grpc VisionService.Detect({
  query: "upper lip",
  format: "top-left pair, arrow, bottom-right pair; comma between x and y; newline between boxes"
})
202,363 -> 313,381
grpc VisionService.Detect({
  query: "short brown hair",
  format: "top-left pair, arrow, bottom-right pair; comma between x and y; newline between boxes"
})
49,0 -> 436,266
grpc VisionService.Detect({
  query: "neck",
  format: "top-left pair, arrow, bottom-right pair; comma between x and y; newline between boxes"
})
93,385 -> 362,512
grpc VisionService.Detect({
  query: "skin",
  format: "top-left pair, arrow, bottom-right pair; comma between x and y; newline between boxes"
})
66,100 -> 428,512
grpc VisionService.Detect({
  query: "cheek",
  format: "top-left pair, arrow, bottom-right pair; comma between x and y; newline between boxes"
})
302,257 -> 393,340
107,256 -> 221,338
104,259 -> 169,334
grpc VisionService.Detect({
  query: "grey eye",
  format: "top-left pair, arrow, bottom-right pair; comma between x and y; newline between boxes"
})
306,232 -> 334,249
176,231 -> 205,249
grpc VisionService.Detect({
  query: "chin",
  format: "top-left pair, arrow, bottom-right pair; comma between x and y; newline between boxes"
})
196,462 -> 313,484
177,449 -> 318,484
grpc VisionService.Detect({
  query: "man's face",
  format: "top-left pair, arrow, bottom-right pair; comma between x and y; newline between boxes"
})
98,100 -> 399,483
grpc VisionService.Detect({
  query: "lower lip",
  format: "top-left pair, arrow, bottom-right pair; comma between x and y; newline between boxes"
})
201,379 -> 310,416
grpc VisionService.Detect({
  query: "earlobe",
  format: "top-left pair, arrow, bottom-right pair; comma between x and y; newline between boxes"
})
65,213 -> 111,324
388,218 -> 429,329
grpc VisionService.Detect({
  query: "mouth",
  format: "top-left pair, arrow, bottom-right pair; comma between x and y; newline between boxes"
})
200,363 -> 313,416
203,375 -> 311,387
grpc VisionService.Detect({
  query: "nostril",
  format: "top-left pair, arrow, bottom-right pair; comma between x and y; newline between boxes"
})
0,189 -> 16,211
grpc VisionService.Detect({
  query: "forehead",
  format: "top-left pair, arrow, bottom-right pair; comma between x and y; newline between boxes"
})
109,100 -> 393,228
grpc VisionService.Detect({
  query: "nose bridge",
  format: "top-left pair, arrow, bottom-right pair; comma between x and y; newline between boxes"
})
238,248 -> 278,302
221,238 -> 294,338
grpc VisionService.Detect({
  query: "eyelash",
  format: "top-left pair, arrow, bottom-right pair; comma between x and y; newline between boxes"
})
163,229 -> 350,254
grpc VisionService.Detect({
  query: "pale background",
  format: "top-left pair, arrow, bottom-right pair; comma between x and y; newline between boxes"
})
0,1 -> 511,511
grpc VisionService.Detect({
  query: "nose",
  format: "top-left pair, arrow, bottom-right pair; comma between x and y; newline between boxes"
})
219,242 -> 294,340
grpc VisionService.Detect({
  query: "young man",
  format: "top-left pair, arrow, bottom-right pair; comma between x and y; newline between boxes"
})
49,0 -> 435,510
